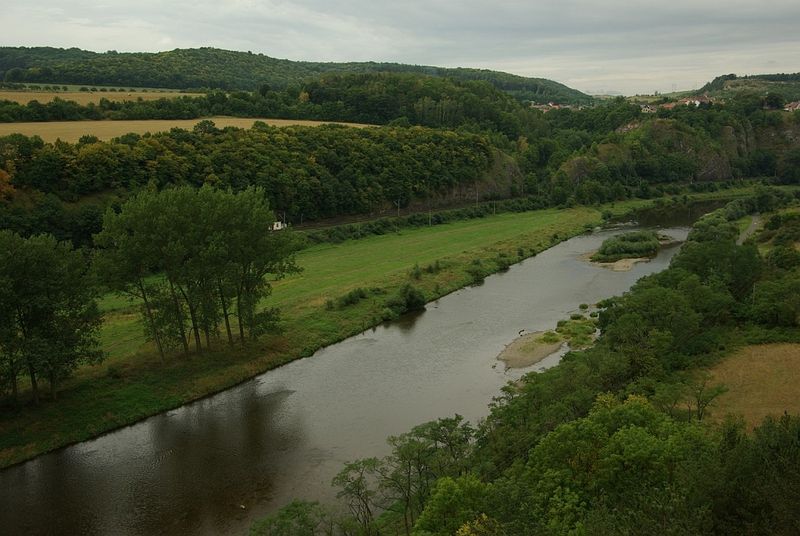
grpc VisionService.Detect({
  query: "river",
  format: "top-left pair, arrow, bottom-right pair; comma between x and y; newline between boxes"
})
0,224 -> 690,536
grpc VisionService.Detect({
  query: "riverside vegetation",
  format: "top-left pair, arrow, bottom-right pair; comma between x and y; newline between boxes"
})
590,230 -> 661,262
252,193 -> 800,536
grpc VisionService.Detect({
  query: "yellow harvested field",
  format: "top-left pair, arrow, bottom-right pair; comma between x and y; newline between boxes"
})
0,117 -> 372,142
710,343 -> 800,427
0,90 -> 200,105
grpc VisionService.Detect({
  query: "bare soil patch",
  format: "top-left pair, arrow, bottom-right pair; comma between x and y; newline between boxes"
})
709,343 -> 800,427
0,117 -> 371,142
0,90 -> 200,105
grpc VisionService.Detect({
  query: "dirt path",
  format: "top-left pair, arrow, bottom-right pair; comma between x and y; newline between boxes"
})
737,214 -> 762,245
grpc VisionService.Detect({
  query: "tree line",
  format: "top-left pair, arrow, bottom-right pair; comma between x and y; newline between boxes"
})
0,46 -> 591,104
253,190 -> 800,535
0,124 -> 494,246
0,72 -> 548,139
0,186 -> 299,405
1,94 -> 798,249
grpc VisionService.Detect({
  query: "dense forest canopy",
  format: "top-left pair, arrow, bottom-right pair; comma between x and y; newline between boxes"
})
0,124 -> 497,246
0,46 -> 593,104
1,91 -> 799,248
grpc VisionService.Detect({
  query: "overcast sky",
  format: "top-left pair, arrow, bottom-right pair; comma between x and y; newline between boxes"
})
2,0 -> 799,95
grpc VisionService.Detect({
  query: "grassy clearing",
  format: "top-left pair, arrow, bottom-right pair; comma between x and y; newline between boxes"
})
709,343 -> 800,428
0,116 -> 372,142
0,89 -> 202,105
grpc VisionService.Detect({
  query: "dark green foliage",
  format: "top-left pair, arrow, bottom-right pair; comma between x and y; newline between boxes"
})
0,125 -> 494,240
766,246 -> 800,271
385,284 -> 427,317
751,272 -> 800,327
494,253 -> 512,272
249,500 -> 333,536
0,46 -> 591,104
414,475 -> 490,536
94,186 -> 302,357
0,231 -> 102,405
423,260 -> 441,274
591,230 -> 660,262
330,288 -> 370,310
466,259 -> 488,284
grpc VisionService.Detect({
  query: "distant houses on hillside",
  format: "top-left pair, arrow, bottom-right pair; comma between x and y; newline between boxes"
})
529,102 -> 585,112
532,96 -> 800,114
659,95 -> 714,110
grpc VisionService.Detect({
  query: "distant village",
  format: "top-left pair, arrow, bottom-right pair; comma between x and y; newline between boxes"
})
532,96 -> 800,113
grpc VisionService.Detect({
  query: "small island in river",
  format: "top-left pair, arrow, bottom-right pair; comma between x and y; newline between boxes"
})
498,317 -> 597,369
584,230 -> 679,271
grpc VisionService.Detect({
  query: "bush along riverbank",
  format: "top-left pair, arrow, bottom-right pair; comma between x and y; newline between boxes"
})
0,188 -> 792,469
252,189 -> 800,536
590,230 -> 661,262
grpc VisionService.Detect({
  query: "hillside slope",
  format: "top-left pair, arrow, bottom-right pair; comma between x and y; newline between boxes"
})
699,73 -> 800,102
0,46 -> 592,104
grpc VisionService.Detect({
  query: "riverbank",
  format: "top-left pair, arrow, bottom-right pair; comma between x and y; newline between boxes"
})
0,189 -> 772,469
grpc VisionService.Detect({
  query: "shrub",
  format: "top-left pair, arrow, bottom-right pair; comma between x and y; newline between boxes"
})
341,287 -> 368,306
424,260 -> 441,274
386,283 -> 427,315
591,230 -> 660,262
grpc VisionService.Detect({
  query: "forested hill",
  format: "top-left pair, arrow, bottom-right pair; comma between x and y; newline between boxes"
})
0,46 -> 592,104
698,72 -> 800,101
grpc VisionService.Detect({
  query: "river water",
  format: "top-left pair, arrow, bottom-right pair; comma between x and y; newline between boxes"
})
0,225 -> 689,536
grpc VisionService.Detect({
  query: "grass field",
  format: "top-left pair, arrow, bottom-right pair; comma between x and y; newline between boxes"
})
710,343 -> 800,428
0,89 -> 202,105
0,116 -> 372,142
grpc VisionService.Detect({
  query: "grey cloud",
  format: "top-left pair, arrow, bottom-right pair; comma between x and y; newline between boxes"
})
1,0 -> 799,94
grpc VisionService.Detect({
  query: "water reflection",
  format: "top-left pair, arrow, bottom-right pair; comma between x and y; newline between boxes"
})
394,309 -> 426,333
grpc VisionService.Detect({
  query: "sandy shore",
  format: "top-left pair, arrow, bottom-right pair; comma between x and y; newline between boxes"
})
579,251 -> 650,272
497,331 -> 565,369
